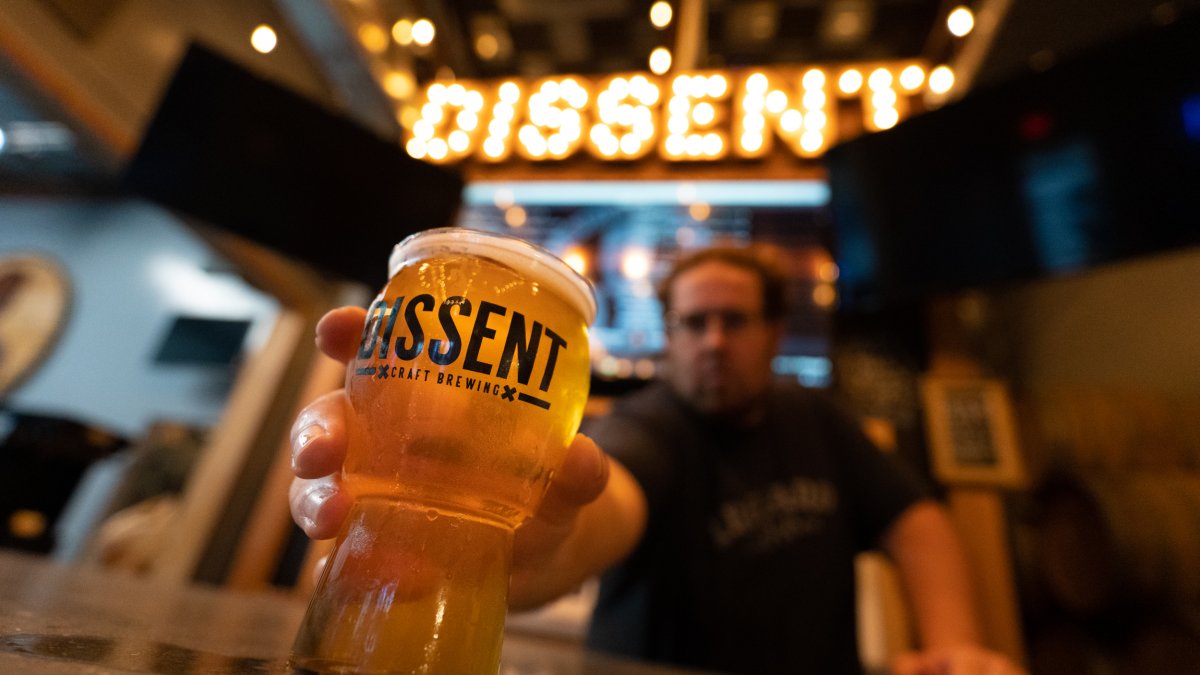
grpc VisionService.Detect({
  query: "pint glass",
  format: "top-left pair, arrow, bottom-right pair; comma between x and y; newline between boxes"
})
290,228 -> 596,673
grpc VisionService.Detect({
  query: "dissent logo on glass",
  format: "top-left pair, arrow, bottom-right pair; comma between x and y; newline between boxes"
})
353,295 -> 569,410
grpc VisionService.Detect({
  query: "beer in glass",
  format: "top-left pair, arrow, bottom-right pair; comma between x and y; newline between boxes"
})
290,228 -> 596,673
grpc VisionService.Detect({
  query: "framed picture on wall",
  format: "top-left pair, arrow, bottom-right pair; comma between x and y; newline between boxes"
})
0,254 -> 72,398
919,377 -> 1026,488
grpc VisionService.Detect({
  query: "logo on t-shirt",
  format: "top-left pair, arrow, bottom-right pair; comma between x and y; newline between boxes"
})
709,477 -> 838,552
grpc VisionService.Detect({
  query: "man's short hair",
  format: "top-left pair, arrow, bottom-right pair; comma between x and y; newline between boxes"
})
657,245 -> 788,320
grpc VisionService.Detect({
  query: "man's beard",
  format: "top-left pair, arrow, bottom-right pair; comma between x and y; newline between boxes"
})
677,381 -> 767,428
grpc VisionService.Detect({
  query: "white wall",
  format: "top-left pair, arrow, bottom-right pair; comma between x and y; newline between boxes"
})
989,246 -> 1200,398
1,196 -> 279,438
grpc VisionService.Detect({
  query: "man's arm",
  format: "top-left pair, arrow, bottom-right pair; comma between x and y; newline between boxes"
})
509,457 -> 646,610
881,499 -> 1027,675
881,500 -> 981,647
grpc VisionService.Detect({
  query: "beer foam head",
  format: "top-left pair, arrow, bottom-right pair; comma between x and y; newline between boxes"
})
390,228 -> 597,325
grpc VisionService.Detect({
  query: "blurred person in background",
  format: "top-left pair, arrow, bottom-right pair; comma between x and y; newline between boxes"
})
290,244 -> 1025,675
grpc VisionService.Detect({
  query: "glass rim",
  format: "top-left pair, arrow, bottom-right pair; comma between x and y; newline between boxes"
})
389,227 -> 597,325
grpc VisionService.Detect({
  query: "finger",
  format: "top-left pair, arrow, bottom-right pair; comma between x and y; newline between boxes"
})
289,475 -> 352,540
512,435 -> 609,567
291,390 -> 349,478
899,647 -> 1025,675
890,651 -> 925,675
316,306 -> 368,364
942,653 -> 985,675
532,434 -> 609,527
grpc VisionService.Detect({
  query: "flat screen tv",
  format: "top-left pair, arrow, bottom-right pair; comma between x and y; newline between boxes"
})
125,44 -> 463,289
152,316 -> 252,367
825,12 -> 1200,312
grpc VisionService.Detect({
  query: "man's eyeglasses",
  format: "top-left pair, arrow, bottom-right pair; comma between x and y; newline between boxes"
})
664,309 -> 761,336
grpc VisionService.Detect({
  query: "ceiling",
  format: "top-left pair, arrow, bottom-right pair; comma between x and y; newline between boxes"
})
1,0 -> 1198,191
359,0 -> 947,81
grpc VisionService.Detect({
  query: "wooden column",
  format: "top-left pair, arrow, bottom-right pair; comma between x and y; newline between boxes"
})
924,295 -> 1028,667
151,307 -> 311,583
224,286 -> 363,591
150,229 -> 366,585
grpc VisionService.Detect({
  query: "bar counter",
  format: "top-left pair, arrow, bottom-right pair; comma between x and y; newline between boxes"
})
0,550 -> 699,674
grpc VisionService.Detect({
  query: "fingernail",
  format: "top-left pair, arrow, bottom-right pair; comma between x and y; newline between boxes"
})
295,424 -> 324,449
301,483 -> 336,521
292,424 -> 325,473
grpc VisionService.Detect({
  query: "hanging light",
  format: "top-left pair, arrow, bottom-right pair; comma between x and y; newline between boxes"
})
250,25 -> 277,54
412,18 -> 436,46
947,6 -> 975,37
392,19 -> 414,45
358,23 -> 389,54
650,2 -> 673,29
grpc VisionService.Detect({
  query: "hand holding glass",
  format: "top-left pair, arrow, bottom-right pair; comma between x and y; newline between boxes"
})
290,228 -> 595,673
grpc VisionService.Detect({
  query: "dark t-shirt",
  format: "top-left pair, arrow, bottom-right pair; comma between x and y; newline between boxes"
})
583,382 -> 928,674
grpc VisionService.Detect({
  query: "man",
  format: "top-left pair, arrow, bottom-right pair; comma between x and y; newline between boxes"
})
290,245 -> 1024,674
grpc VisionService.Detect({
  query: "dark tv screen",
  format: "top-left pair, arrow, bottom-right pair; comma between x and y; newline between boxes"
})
125,44 -> 463,290
153,316 -> 252,367
826,13 -> 1200,311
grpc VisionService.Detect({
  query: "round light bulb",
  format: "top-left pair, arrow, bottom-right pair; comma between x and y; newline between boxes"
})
873,108 -> 899,130
649,47 -> 672,75
358,24 -> 388,54
947,7 -> 975,37
899,65 -> 926,90
392,19 -> 413,45
838,69 -> 863,94
929,66 -> 956,95
250,25 -> 277,54
650,1 -> 673,29
412,19 -> 436,46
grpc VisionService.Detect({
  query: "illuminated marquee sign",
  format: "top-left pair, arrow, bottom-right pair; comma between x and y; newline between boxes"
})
404,63 -> 940,165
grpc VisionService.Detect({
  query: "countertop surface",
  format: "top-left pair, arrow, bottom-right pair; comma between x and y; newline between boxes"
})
0,550 -> 698,674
